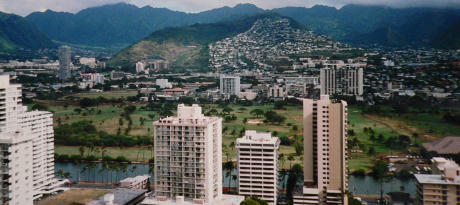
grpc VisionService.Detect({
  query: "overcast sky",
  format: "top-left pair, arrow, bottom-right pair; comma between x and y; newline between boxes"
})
2,0 -> 460,16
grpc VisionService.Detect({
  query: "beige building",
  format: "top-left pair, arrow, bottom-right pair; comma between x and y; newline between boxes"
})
153,104 -> 223,204
415,157 -> 460,205
294,95 -> 348,205
237,130 -> 280,205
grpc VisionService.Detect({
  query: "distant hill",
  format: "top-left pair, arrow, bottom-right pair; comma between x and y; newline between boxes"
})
431,19 -> 460,49
26,3 -> 264,49
23,3 -> 460,49
107,14 -> 294,70
0,12 -> 54,52
273,5 -> 460,47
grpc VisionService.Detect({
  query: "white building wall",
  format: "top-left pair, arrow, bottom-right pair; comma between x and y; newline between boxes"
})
0,131 -> 34,205
237,130 -> 279,205
153,104 -> 222,204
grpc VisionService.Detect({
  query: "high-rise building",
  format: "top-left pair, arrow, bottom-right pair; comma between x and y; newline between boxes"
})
220,75 -> 240,97
58,45 -> 71,80
153,104 -> 222,204
320,66 -> 363,96
0,75 -> 64,204
0,130 -> 34,205
237,130 -> 280,205
294,95 -> 348,205
414,157 -> 460,205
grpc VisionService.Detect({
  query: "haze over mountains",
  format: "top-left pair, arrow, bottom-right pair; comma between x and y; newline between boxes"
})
1,2 -> 460,53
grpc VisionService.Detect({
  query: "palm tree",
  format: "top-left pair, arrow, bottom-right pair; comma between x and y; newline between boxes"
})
287,155 -> 295,169
231,174 -> 237,193
279,153 -> 285,169
56,168 -> 64,179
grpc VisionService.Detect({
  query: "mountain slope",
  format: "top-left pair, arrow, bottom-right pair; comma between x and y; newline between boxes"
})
273,5 -> 460,47
0,12 -> 55,52
26,3 -> 264,49
107,14 -> 288,70
431,18 -> 460,49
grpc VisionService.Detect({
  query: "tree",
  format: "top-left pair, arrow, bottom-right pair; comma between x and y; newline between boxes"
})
368,146 -> 375,155
278,153 -> 285,169
222,107 -> 233,115
294,141 -> 303,156
79,146 -> 85,157
287,154 -> 295,169
241,196 -> 268,205
250,109 -> 264,118
286,164 -> 303,203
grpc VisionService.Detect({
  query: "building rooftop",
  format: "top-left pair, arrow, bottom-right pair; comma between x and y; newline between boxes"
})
140,194 -> 244,205
237,130 -> 279,145
87,188 -> 147,205
423,136 -> 460,154
414,174 -> 460,185
120,175 -> 150,184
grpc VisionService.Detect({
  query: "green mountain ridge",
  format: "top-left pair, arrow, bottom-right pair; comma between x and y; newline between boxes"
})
0,12 -> 55,53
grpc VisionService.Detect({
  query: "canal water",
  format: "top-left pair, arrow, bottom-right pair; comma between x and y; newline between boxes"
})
56,162 -> 416,196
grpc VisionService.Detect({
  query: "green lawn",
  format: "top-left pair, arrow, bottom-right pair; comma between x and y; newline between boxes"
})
36,189 -> 110,205
48,100 -> 460,172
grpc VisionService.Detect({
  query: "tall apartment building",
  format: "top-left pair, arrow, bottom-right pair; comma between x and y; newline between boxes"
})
0,130 -> 34,205
415,157 -> 460,205
294,95 -> 348,205
58,45 -> 71,80
237,130 -> 280,205
320,66 -> 363,96
153,104 -> 222,204
0,75 -> 63,203
220,75 -> 240,97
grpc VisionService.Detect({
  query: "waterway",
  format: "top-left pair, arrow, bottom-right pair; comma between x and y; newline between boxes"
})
55,162 -> 416,196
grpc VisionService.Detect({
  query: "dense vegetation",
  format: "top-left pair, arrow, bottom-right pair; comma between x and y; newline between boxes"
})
0,11 -> 54,52
55,120 -> 153,147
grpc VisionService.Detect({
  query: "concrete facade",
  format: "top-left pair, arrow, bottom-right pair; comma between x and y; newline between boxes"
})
294,95 -> 348,205
0,75 -> 63,204
58,45 -> 71,80
415,157 -> 460,205
237,130 -> 280,205
220,75 -> 240,97
320,66 -> 363,96
153,104 -> 222,204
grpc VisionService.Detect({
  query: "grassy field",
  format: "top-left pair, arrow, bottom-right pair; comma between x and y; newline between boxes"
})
46,92 -> 460,172
36,189 -> 109,205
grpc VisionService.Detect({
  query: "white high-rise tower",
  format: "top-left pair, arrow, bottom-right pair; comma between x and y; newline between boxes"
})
153,104 -> 222,204
0,75 -> 64,204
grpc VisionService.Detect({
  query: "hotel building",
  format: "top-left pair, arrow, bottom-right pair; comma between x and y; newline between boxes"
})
415,157 -> 460,205
294,95 -> 348,205
153,104 -> 222,204
237,130 -> 280,205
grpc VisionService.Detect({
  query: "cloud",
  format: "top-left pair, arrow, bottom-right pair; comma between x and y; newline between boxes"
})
1,0 -> 460,16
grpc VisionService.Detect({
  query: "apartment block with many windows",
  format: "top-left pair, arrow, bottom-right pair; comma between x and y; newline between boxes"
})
237,130 -> 280,205
153,104 -> 222,204
0,75 -> 65,203
294,95 -> 348,205
415,157 -> 460,205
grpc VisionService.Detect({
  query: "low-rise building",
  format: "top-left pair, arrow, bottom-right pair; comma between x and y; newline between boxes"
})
120,175 -> 151,190
414,157 -> 460,205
